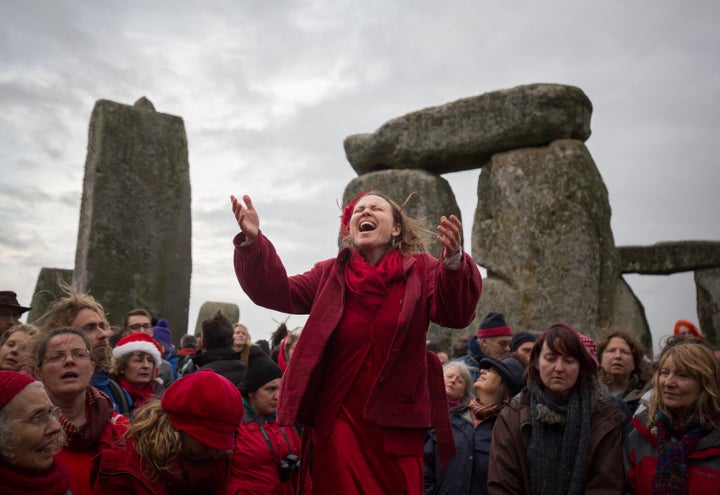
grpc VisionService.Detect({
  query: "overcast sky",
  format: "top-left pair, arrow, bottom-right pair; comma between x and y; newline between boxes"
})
1,1 -> 718,351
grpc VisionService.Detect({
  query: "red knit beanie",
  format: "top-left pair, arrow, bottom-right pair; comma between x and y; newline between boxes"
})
0,370 -> 37,410
161,369 -> 243,450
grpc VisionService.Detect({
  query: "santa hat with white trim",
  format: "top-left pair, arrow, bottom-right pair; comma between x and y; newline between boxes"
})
112,332 -> 162,368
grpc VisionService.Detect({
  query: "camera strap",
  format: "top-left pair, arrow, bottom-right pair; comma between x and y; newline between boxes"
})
257,422 -> 294,461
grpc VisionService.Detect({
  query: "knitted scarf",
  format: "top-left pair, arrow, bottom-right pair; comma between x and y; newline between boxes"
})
0,457 -> 71,495
60,386 -> 114,451
345,249 -> 404,316
527,383 -> 592,495
652,410 -> 705,495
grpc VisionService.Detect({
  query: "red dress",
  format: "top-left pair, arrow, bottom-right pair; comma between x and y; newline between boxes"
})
309,251 -> 424,494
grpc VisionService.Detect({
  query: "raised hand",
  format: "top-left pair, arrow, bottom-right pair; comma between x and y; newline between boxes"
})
230,194 -> 260,245
437,215 -> 462,258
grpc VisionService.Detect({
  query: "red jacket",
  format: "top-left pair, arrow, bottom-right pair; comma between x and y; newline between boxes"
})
624,414 -> 720,494
57,412 -> 128,495
227,408 -> 304,495
233,232 -> 482,430
91,436 -> 232,495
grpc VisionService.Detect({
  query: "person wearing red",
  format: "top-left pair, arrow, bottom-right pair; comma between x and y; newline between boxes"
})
110,332 -> 166,410
230,191 -> 482,494
228,348 -> 305,494
624,337 -> 720,495
34,327 -> 129,495
91,369 -> 244,495
0,370 -> 71,495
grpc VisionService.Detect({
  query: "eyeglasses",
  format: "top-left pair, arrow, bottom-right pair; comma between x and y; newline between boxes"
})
43,348 -> 91,364
22,406 -> 61,427
127,323 -> 152,330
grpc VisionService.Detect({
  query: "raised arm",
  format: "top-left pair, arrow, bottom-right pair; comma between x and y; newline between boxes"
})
230,194 -> 260,246
436,214 -> 462,260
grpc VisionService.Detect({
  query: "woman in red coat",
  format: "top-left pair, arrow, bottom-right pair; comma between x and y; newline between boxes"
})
230,191 -> 482,494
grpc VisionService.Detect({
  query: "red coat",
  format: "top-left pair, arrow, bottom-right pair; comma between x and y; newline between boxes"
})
57,412 -> 128,495
227,409 -> 304,495
624,414 -> 720,495
233,232 -> 482,430
91,436 -> 232,495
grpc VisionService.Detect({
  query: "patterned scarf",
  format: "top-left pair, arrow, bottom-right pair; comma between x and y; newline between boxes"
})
527,383 -> 592,495
59,386 -> 114,451
468,398 -> 502,422
652,410 -> 705,495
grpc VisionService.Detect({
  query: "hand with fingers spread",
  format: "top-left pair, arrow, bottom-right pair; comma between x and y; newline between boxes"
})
230,194 -> 260,246
437,214 -> 462,259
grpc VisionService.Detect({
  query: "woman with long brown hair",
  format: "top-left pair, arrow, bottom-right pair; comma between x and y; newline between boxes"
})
488,323 -> 626,495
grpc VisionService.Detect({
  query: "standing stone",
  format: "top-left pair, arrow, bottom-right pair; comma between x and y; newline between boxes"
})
73,98 -> 191,346
695,267 -> 720,346
194,302 -> 240,336
343,169 -> 476,348
472,139 -> 632,339
344,83 -> 592,175
609,277 -> 653,356
27,268 -> 74,325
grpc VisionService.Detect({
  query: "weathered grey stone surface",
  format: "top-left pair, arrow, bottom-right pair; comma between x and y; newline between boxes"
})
609,277 -> 653,356
194,302 -> 240,336
342,169 -> 476,347
73,98 -> 191,346
27,268 -> 74,325
344,83 -> 592,175
618,241 -> 720,274
471,139 -> 635,339
695,267 -> 719,346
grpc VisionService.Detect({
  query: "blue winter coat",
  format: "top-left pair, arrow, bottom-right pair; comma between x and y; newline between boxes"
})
424,407 -> 496,495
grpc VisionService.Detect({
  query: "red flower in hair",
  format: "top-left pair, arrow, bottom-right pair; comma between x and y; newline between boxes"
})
340,191 -> 368,239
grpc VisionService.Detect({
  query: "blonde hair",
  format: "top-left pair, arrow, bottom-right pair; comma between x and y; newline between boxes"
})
0,324 -> 41,371
647,339 -> 720,428
36,282 -> 111,370
233,323 -> 252,364
129,400 -> 182,479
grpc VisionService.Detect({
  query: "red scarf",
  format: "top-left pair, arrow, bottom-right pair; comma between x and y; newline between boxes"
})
120,377 -> 155,407
346,249 -> 404,296
0,456 -> 71,494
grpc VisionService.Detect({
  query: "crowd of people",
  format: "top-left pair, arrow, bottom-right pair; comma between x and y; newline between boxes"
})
0,189 -> 718,494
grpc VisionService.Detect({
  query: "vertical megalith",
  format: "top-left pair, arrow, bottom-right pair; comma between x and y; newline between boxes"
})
73,98 -> 191,345
695,267 -> 720,345
194,302 -> 240,335
27,268 -> 74,324
472,139 -> 623,337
